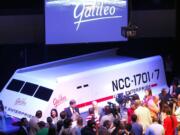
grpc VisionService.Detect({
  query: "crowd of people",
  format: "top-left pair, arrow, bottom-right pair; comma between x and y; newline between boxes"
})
1,79 -> 180,135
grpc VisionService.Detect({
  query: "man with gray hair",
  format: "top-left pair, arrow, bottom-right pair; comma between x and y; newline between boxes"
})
134,100 -> 152,134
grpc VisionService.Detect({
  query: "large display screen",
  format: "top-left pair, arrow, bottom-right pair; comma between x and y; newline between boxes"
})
45,0 -> 128,45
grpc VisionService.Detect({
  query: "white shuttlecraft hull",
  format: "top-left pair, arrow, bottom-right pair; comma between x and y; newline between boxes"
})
0,49 -> 167,120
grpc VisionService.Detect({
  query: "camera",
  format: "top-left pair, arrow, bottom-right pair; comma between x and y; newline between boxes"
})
107,102 -> 118,112
107,102 -> 120,117
167,97 -> 177,105
115,93 -> 139,107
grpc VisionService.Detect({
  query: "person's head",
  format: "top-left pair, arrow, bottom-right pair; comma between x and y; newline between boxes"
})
69,99 -> 77,108
87,119 -> 96,129
131,114 -> 137,123
76,116 -> 83,126
172,79 -> 179,87
153,96 -> 159,104
60,111 -> 67,119
152,116 -> 159,123
50,108 -> 58,118
162,104 -> 172,115
113,119 -> 121,128
161,88 -> 167,96
88,107 -> 95,115
35,110 -> 42,119
20,117 -> 28,126
38,121 -> 46,129
47,117 -> 53,124
103,120 -> 111,129
134,100 -> 141,108
104,105 -> 111,115
145,89 -> 152,97
125,123 -> 132,132
63,118 -> 73,128
92,101 -> 98,109
130,102 -> 135,110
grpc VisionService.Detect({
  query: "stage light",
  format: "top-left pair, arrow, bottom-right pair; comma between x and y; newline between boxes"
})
121,24 -> 138,38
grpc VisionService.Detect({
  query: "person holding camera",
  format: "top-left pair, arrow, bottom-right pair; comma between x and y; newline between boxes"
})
159,88 -> 171,111
100,105 -> 115,126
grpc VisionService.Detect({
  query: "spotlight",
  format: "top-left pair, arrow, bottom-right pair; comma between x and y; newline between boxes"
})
121,24 -> 138,38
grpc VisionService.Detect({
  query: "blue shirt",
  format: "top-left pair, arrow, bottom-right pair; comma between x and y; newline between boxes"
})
131,122 -> 143,135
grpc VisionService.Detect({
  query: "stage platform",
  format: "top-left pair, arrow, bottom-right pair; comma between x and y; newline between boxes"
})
0,116 -> 19,135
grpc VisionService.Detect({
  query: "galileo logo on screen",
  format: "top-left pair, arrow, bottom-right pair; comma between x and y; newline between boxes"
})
74,1 -> 123,31
45,0 -> 128,44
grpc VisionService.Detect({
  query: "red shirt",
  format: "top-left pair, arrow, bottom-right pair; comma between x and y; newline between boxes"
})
127,108 -> 134,124
163,115 -> 178,135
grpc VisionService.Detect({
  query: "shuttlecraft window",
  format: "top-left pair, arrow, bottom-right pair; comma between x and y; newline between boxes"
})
34,86 -> 53,101
20,82 -> 38,96
6,79 -> 25,92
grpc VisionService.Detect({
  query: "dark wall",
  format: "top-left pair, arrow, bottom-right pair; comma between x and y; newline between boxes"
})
0,0 -> 175,15
0,38 -> 178,91
0,10 -> 176,45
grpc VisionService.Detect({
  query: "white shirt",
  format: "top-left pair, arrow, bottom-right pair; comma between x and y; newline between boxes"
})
145,122 -> 165,135
134,106 -> 152,133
